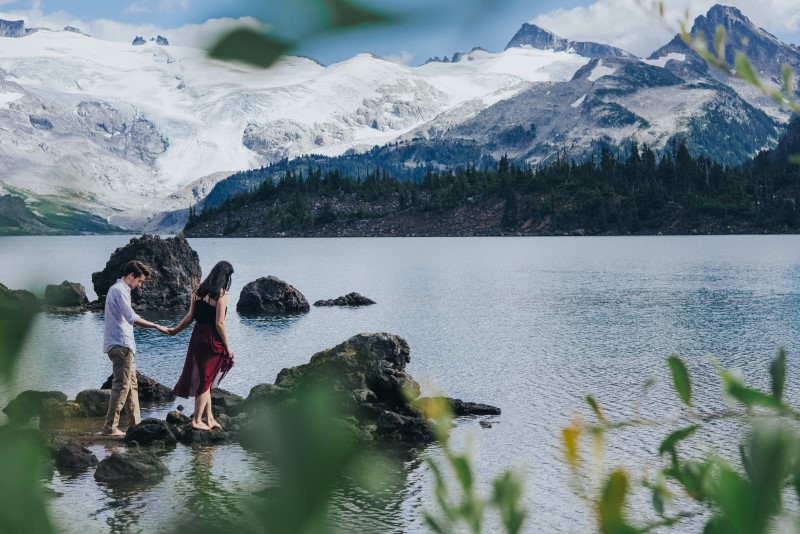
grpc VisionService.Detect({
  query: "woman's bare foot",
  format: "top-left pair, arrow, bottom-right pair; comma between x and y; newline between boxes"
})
191,420 -> 210,431
208,420 -> 223,430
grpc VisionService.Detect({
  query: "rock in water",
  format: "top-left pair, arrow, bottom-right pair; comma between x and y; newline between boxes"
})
44,280 -> 89,307
124,418 -> 177,446
91,233 -> 201,310
2,390 -> 68,424
313,292 -> 376,307
237,275 -> 310,314
52,439 -> 98,472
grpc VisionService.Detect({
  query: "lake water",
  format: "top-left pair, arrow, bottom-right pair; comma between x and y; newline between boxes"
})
1,235 -> 800,533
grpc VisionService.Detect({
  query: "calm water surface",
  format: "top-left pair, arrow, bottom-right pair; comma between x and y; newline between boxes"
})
1,235 -> 800,533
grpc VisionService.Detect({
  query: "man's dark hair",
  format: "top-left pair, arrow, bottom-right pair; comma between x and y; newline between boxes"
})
122,260 -> 152,279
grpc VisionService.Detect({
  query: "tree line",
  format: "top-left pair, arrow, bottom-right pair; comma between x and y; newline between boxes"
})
185,125 -> 800,235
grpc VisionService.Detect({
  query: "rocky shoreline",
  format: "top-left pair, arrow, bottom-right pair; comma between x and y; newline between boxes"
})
2,332 -> 500,485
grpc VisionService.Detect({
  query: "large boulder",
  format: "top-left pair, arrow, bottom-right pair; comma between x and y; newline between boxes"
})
94,450 -> 168,484
313,292 -> 376,307
2,390 -> 68,424
91,233 -> 201,310
237,276 -> 309,314
44,281 -> 89,307
275,333 -> 419,410
100,371 -> 175,402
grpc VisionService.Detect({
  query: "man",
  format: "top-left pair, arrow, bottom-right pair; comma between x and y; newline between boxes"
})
102,260 -> 169,437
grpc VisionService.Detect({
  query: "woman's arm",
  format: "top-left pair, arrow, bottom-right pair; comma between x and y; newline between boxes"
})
168,294 -> 197,336
215,291 -> 233,357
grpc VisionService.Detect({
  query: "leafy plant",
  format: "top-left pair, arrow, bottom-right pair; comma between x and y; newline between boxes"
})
565,348 -> 800,533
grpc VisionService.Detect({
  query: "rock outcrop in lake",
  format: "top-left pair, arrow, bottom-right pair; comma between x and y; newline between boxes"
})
237,276 -> 310,314
313,292 -> 376,307
242,332 -> 499,443
91,233 -> 201,310
44,281 -> 89,307
2,390 -> 68,424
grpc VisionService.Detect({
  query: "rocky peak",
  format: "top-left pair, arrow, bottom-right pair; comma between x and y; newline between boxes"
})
156,35 -> 169,46
132,36 -> 146,45
0,19 -> 26,38
505,23 -> 634,59
650,4 -> 800,83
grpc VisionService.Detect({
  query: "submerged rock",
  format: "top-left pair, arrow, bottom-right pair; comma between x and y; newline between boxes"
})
44,281 -> 88,307
416,397 -> 501,416
94,450 -> 169,483
237,276 -> 309,314
91,233 -> 201,310
313,292 -> 376,307
52,439 -> 98,473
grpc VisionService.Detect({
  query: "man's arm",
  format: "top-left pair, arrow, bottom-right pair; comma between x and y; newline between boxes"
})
134,317 -> 169,335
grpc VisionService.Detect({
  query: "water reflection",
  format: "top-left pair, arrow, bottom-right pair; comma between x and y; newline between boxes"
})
238,312 -> 308,332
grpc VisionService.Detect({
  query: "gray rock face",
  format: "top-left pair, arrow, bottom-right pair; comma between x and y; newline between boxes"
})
505,23 -> 634,58
76,101 -> 168,164
313,292 -> 375,307
242,384 -> 289,412
100,371 -> 175,402
94,450 -> 169,484
63,26 -> 82,34
44,280 -> 89,307
0,19 -> 25,38
75,389 -> 111,417
92,233 -> 201,311
237,275 -> 310,314
156,35 -> 169,46
650,4 -> 800,85
124,418 -> 177,446
52,439 -> 98,472
132,36 -> 145,45
2,390 -> 68,424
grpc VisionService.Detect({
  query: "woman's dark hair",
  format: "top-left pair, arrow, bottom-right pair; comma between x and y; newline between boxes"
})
196,261 -> 234,300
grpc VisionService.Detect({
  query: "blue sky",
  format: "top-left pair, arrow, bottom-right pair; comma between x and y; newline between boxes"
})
1,0 -> 798,65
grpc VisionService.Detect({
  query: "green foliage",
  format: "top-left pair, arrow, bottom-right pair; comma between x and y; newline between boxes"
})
667,354 -> 692,408
207,0 -> 395,68
568,348 -> 800,533
416,397 -> 526,534
0,303 -> 56,534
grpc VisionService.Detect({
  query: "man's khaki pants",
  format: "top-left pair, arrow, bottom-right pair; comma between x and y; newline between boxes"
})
102,345 -> 141,434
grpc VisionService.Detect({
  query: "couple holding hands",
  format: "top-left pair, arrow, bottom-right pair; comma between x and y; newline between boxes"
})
101,260 -> 235,436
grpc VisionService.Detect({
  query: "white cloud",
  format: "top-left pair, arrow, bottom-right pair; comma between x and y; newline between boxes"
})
383,50 -> 413,65
0,5 -> 267,49
160,0 -> 189,12
124,3 -> 150,15
531,0 -> 800,58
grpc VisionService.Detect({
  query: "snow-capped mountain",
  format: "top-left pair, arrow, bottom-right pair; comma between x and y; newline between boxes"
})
0,26 -> 589,230
0,4 -> 796,233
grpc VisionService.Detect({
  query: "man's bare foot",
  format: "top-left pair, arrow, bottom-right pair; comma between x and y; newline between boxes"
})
209,420 -> 223,430
191,420 -> 210,431
102,429 -> 126,437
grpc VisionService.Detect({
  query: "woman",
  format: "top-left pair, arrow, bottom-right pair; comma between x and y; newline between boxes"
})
170,260 -> 234,431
